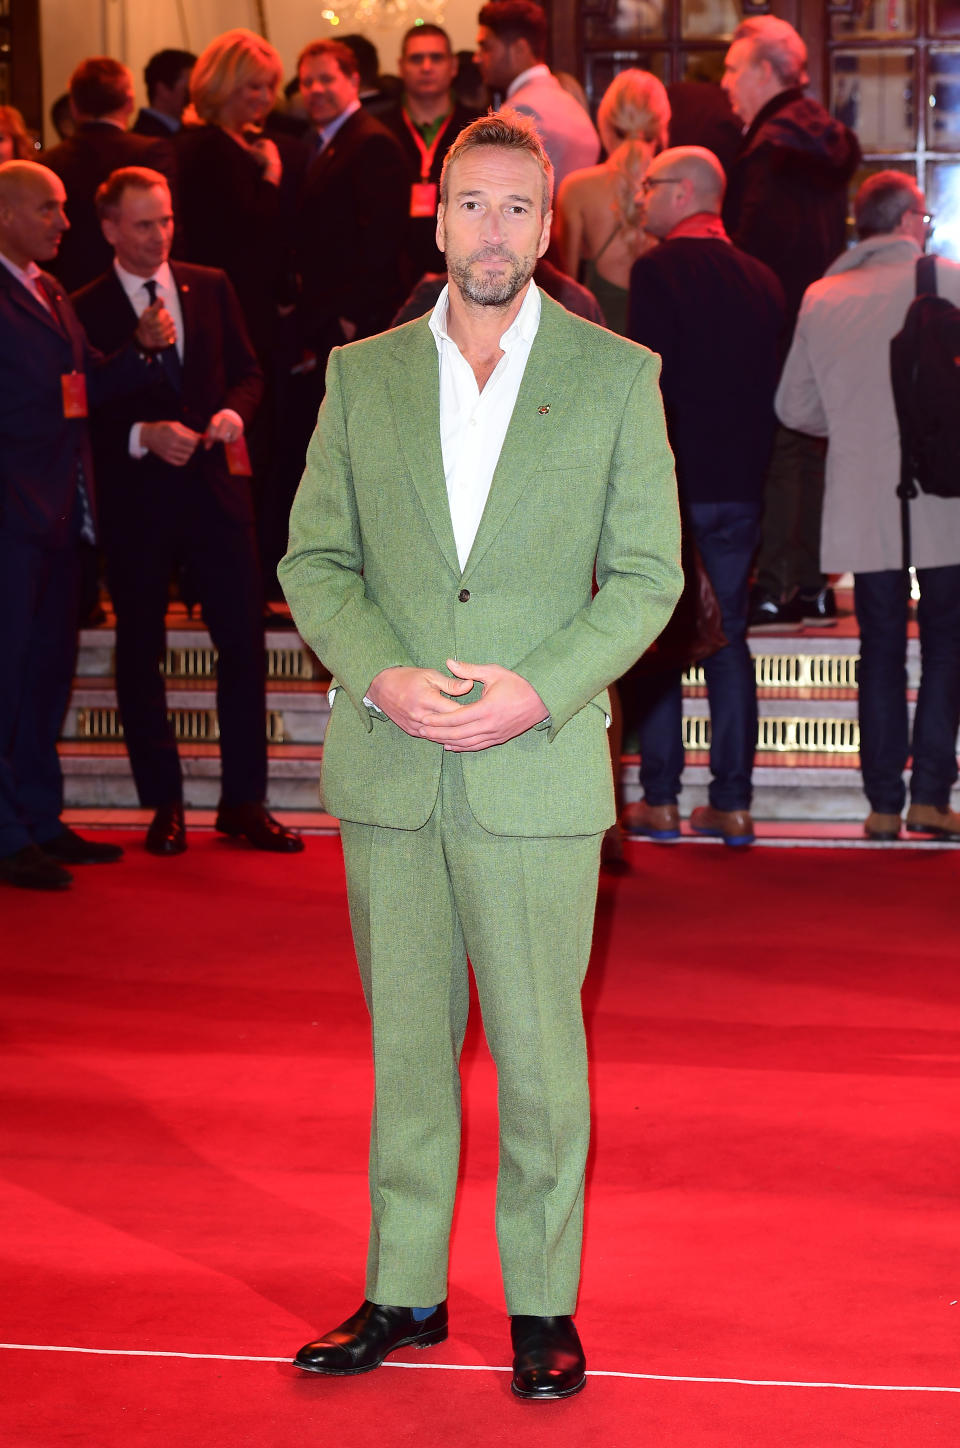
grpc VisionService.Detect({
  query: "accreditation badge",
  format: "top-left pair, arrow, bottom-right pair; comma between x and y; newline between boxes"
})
61,372 -> 89,418
410,182 -> 438,219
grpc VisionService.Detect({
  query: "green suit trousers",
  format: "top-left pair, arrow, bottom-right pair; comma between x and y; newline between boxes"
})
340,750 -> 603,1316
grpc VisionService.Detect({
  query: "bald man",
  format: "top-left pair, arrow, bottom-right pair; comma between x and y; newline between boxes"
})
623,146 -> 786,848
0,161 -> 173,890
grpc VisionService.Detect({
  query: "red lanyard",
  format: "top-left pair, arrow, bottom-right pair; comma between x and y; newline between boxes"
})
402,108 -> 454,183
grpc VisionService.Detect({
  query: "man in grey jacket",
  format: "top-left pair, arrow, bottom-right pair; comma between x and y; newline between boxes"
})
776,171 -> 960,842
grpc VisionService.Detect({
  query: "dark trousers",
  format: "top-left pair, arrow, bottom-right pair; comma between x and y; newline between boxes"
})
630,502 -> 761,811
105,498 -> 267,809
854,565 -> 960,814
0,532 -> 80,855
754,425 -> 826,600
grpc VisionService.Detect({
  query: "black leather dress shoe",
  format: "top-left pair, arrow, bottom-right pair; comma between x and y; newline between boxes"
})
145,803 -> 187,856
510,1315 -> 586,1400
215,801 -> 304,853
40,826 -> 123,865
0,844 -> 72,891
294,1300 -> 448,1375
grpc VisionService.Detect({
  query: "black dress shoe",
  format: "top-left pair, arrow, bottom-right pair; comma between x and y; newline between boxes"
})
0,844 -> 72,891
40,826 -> 123,865
294,1300 -> 448,1375
215,801 -> 304,853
510,1315 -> 586,1400
145,803 -> 187,856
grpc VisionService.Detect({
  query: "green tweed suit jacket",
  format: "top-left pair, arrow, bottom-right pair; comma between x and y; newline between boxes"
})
279,291 -> 682,837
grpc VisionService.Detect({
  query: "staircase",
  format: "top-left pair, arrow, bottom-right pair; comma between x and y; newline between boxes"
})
61,595 -> 919,823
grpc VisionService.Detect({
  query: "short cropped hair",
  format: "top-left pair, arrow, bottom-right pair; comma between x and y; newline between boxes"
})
730,17 -> 808,89
598,69 -> 670,153
69,57 -> 133,118
854,169 -> 920,239
297,38 -> 359,80
144,49 -> 197,102
440,108 -> 554,216
339,35 -> 380,87
477,1 -> 548,61
190,28 -> 282,125
401,23 -> 453,55
95,166 -> 170,222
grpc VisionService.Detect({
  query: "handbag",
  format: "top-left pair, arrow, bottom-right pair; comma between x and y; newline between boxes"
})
632,530 -> 727,675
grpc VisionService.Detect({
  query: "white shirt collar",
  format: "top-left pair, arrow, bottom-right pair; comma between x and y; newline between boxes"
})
317,97 -> 362,151
429,278 -> 541,351
506,64 -> 552,97
113,258 -> 175,301
0,250 -> 43,289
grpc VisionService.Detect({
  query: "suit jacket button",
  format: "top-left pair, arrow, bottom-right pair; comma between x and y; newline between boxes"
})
458,588 -> 470,602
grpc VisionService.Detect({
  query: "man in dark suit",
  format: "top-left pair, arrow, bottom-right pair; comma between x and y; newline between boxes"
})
43,56 -> 175,293
0,160 -> 175,890
72,167 -> 303,859
379,25 -> 478,292
132,49 -> 197,138
624,146 -> 786,848
294,39 -> 408,353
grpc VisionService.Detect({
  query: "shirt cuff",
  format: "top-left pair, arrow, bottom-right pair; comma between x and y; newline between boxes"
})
129,423 -> 148,459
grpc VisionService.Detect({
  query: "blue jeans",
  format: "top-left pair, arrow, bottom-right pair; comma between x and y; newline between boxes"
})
854,566 -> 960,813
631,502 -> 761,811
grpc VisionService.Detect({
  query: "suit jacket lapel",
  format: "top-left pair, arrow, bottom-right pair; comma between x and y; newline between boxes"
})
461,294 -> 582,580
386,319 -> 461,578
3,268 -> 69,340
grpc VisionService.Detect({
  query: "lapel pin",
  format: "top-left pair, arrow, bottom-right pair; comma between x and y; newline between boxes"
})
538,405 -> 550,414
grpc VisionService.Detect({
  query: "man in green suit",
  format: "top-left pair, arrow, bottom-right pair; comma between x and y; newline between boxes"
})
279,110 -> 681,1400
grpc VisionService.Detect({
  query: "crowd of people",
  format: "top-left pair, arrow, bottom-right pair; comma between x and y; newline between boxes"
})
2,3 -> 959,898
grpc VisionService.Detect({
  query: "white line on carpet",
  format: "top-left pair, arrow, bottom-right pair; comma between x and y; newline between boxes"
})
1,1344 -> 957,1394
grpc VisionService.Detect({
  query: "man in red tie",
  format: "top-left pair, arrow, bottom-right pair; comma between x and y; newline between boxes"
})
0,160 -> 173,889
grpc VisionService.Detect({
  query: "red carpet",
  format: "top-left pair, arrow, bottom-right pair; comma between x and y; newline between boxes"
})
1,834 -> 958,1446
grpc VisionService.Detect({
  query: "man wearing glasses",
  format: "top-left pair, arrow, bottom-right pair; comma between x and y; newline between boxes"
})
776,171 -> 960,843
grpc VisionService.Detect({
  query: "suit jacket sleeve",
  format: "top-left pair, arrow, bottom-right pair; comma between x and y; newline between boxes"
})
774,304 -> 829,437
279,346 -> 416,721
514,349 -> 682,738
217,273 -> 264,426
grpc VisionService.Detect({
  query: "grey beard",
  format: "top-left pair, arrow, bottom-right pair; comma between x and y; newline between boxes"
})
448,249 -> 534,306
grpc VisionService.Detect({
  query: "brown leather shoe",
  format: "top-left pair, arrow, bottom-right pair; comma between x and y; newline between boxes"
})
905,804 -> 960,840
689,804 -> 755,847
146,803 -> 187,856
215,802 -> 304,853
621,800 -> 680,840
864,811 -> 901,841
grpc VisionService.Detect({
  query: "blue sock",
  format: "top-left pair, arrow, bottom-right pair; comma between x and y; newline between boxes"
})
412,1305 -> 438,1321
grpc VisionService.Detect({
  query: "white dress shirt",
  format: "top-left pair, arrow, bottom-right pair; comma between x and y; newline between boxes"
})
351,280 -> 541,712
315,97 -> 362,153
114,260 -> 241,457
429,279 -> 541,571
0,249 -> 54,312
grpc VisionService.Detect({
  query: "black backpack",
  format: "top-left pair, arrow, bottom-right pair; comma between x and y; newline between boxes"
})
891,254 -> 960,502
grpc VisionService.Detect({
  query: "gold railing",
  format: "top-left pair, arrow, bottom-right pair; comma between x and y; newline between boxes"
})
683,716 -> 861,753
683,654 -> 859,690
74,708 -> 286,744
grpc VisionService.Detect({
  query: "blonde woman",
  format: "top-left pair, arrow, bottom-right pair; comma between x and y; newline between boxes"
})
0,106 -> 35,162
176,28 -> 285,361
554,69 -> 669,334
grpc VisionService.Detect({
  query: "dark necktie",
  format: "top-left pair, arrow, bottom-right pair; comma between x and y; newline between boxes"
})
143,277 -> 182,389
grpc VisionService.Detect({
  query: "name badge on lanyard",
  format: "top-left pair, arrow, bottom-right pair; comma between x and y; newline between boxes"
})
403,109 -> 452,221
61,371 -> 89,418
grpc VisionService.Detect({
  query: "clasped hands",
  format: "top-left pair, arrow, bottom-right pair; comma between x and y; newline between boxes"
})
367,661 -> 548,752
141,411 -> 243,466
